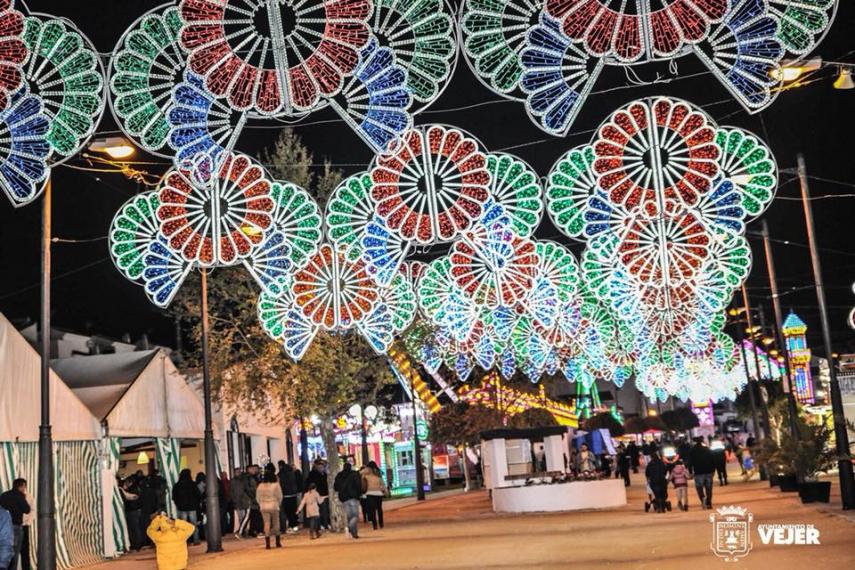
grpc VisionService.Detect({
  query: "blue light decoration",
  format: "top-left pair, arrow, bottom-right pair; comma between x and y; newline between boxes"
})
0,86 -> 50,207
142,236 -> 193,308
782,311 -> 815,405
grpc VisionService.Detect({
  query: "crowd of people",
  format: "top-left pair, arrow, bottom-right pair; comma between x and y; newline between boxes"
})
116,456 -> 391,562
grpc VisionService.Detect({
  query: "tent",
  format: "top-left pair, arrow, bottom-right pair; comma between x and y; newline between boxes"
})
53,349 -> 212,556
0,314 -> 103,569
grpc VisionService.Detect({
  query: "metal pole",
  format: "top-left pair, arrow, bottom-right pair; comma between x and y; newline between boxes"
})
37,176 -> 56,570
299,418 -> 310,477
200,269 -> 224,551
756,306 -> 775,383
761,219 -> 800,439
360,405 -> 369,466
735,320 -> 761,445
409,374 -> 426,500
742,286 -> 770,441
797,154 -> 855,510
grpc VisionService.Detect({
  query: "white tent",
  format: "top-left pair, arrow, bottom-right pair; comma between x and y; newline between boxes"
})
0,314 -> 104,569
53,349 -> 209,439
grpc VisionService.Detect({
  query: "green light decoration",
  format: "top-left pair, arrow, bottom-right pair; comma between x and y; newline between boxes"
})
544,145 -> 596,241
460,0 -> 542,96
715,128 -> 778,220
485,153 -> 543,238
109,4 -> 186,156
109,191 -> 160,282
371,0 -> 457,108
533,240 -> 578,304
21,14 -> 105,160
379,272 -> 418,332
417,257 -> 455,321
769,0 -> 837,56
325,172 -> 376,258
269,180 -> 323,266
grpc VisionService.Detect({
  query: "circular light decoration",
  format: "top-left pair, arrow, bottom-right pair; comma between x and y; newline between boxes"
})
378,272 -> 417,332
21,13 -> 106,161
257,279 -> 320,360
0,0 -> 26,111
110,3 -> 187,156
141,236 -> 193,308
325,172 -> 376,255
371,0 -> 456,109
533,240 -> 579,304
269,180 -> 323,266
417,256 -> 455,319
459,0 -> 541,97
370,124 -> 491,244
714,127 -> 777,219
0,85 -> 50,207
361,214 -> 415,286
179,0 -> 372,115
157,152 -> 275,267
484,153 -> 543,238
592,97 -> 720,215
291,242 -> 378,329
545,144 -> 596,240
168,71 -> 246,165
450,214 -> 538,308
242,229 -> 293,295
327,38 -> 413,153
109,191 -> 162,282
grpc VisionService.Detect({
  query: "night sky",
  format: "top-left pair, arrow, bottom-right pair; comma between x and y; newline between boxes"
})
1,0 -> 854,357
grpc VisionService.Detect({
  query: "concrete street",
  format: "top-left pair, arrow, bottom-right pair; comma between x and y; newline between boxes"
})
91,471 -> 855,569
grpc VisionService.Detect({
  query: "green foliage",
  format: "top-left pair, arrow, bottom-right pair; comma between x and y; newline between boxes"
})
624,415 -> 667,434
429,402 -> 503,447
507,408 -> 559,429
752,415 -> 837,479
583,412 -> 625,436
660,407 -> 700,432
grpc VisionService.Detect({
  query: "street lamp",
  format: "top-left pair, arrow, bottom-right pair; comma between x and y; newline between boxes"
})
88,136 -> 137,160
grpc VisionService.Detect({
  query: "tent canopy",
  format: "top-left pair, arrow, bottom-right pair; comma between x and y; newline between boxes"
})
0,313 -> 101,442
53,349 -> 212,439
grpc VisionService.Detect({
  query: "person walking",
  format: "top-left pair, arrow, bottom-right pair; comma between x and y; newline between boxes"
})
616,445 -> 631,487
671,459 -> 690,511
296,483 -> 323,540
689,438 -> 715,509
0,505 -> 13,570
741,448 -> 758,481
644,450 -> 669,513
231,467 -> 254,539
626,441 -> 640,473
171,470 -> 201,546
277,461 -> 301,534
18,487 -> 33,570
0,479 -> 30,570
361,461 -> 387,530
121,478 -> 144,551
305,460 -> 330,530
147,514 -> 195,570
257,472 -> 283,549
712,444 -> 728,486
333,462 -> 363,539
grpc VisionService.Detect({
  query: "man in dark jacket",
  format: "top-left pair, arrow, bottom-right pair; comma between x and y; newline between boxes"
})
645,452 -> 668,513
626,441 -> 640,473
305,460 -> 330,529
232,466 -> 258,538
689,439 -> 715,509
278,461 -> 302,533
172,469 -> 201,545
0,479 -> 30,570
0,506 -> 13,569
333,462 -> 363,538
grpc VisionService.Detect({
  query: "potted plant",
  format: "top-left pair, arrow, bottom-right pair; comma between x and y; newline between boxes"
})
772,419 -> 836,502
751,438 -> 783,488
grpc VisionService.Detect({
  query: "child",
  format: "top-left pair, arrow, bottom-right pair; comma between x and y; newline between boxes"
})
670,459 -> 689,511
146,513 -> 195,570
297,483 -> 324,539
742,449 -> 757,481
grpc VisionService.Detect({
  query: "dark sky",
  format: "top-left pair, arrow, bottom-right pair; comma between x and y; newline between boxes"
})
2,0 -> 854,356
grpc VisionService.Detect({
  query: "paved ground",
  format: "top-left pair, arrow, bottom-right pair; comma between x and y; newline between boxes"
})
91,468 -> 855,569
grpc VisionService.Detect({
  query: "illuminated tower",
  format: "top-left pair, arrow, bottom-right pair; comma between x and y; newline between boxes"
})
782,312 -> 815,405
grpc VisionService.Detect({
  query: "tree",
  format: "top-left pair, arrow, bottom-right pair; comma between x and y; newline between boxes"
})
429,402 -> 503,447
583,412 -> 625,436
661,407 -> 700,433
170,129 -> 395,531
507,408 -> 559,429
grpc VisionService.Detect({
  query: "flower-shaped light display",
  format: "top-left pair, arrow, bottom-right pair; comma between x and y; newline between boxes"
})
110,4 -> 186,155
370,124 -> 491,244
180,0 -> 372,115
109,191 -> 162,282
157,152 -> 275,266
484,153 -> 543,238
291,242 -> 378,329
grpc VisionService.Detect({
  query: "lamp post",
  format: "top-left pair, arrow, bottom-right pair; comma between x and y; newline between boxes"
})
742,286 -> 771,441
200,269 -> 223,551
348,403 -> 376,466
408,375 -> 426,501
37,176 -> 56,570
760,220 -> 800,439
733,313 -> 762,444
797,154 -> 855,510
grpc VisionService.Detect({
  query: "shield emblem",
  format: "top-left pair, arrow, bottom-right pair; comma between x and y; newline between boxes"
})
710,506 -> 753,561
